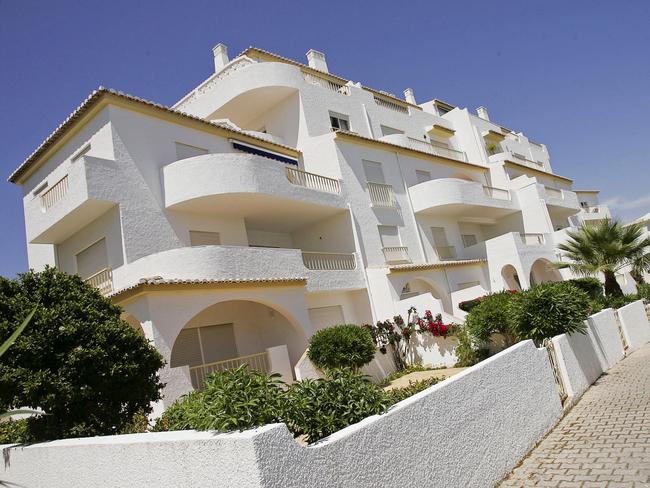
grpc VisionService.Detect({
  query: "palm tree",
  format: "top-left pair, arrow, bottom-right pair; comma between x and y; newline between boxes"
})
556,219 -> 650,297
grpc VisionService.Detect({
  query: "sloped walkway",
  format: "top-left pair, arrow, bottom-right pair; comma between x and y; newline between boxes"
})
499,343 -> 650,487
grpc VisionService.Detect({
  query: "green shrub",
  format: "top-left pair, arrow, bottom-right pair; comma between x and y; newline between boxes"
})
307,324 -> 375,371
463,291 -> 517,346
385,376 -> 443,405
155,365 -> 285,432
454,327 -> 490,367
567,277 -> 603,299
0,267 -> 164,441
0,419 -> 29,444
283,369 -> 389,443
636,283 -> 650,301
589,293 -> 638,313
510,282 -> 590,344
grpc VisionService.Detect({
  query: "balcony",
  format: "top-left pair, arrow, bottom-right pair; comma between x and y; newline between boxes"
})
110,245 -> 365,294
83,267 -> 114,296
408,178 -> 517,220
367,182 -> 397,208
163,153 -> 347,230
189,351 -> 270,389
519,233 -> 546,245
578,205 -> 611,224
406,137 -> 467,162
24,156 -> 117,244
543,186 -> 580,215
383,246 -> 411,264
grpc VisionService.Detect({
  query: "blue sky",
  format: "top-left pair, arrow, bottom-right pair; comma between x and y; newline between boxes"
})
1,0 -> 649,278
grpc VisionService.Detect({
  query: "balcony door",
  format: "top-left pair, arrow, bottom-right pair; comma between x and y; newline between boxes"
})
75,238 -> 108,280
378,225 -> 401,248
363,160 -> 385,184
170,323 -> 237,368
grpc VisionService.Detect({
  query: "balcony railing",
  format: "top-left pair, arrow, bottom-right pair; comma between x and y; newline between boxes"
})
303,72 -> 350,95
302,252 -> 357,270
373,96 -> 409,114
520,233 -> 546,245
482,185 -> 511,200
406,137 -> 467,162
189,351 -> 270,390
40,175 -> 69,211
367,182 -> 397,208
544,186 -> 564,199
382,246 -> 410,264
285,166 -> 341,194
84,267 -> 113,296
435,245 -> 457,261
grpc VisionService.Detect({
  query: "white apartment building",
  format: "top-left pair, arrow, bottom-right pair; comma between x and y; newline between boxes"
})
10,44 -> 612,410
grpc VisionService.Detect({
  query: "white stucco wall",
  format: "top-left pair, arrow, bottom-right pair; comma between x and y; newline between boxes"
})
1,341 -> 562,488
617,300 -> 650,351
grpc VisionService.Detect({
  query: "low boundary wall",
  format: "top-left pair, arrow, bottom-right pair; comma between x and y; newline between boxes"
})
617,300 -> 650,351
3,341 -> 562,488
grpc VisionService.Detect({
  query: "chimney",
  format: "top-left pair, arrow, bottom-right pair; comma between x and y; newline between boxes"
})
476,106 -> 490,121
306,49 -> 328,73
212,43 -> 229,72
404,88 -> 416,105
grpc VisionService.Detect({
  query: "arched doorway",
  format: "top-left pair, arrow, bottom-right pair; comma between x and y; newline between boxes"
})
170,300 -> 307,388
399,278 -> 453,315
501,265 -> 522,291
121,312 -> 145,336
529,259 -> 563,286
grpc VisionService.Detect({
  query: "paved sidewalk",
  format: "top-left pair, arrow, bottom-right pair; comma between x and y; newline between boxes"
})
499,343 -> 650,487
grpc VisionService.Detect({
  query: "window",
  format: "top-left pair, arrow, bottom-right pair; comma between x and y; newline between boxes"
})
32,181 -> 48,197
580,201 -> 589,208
75,238 -> 108,280
363,160 -> 385,183
380,125 -> 404,136
378,225 -> 401,248
71,144 -> 91,162
175,142 -> 208,160
415,170 -> 431,184
430,227 -> 449,247
189,231 -> 221,246
329,112 -> 350,131
170,324 -> 237,369
461,234 -> 478,248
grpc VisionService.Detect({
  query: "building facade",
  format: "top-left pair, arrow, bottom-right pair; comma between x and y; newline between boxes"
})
10,45 -> 613,411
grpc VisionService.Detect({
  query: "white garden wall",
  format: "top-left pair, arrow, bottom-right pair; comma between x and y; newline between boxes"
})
2,341 -> 562,488
616,300 -> 650,351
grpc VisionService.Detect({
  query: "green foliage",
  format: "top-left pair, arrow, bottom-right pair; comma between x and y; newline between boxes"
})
0,267 -> 164,441
283,369 -> 389,443
567,277 -> 603,299
589,294 -> 638,314
556,219 -> 650,297
307,324 -> 376,371
454,327 -> 490,367
0,419 -> 29,444
509,282 -> 590,344
463,291 -> 517,345
377,363 -> 432,387
636,283 -> 650,301
385,376 -> 443,405
156,365 -> 285,432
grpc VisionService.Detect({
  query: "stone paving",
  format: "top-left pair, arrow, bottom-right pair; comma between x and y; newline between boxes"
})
499,343 -> 650,487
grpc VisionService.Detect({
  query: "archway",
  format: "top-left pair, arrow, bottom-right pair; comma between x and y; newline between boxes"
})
529,259 -> 563,286
501,265 -> 522,291
399,278 -> 453,315
120,312 -> 144,336
170,299 -> 307,388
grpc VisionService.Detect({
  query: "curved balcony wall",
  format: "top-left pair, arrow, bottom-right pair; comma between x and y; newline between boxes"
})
111,246 -> 365,294
163,153 -> 346,213
408,178 -> 517,219
543,186 -> 581,215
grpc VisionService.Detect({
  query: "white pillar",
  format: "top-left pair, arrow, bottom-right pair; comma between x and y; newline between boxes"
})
212,43 -> 229,72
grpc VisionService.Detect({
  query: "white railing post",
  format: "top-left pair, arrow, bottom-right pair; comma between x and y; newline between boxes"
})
367,182 -> 397,208
188,351 -> 270,390
40,175 -> 69,211
83,268 -> 113,295
382,246 -> 410,264
301,252 -> 357,270
406,137 -> 467,162
285,166 -> 341,194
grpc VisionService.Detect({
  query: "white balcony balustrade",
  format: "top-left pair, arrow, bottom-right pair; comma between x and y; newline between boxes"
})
189,351 -> 270,390
301,252 -> 357,270
84,267 -> 114,296
367,182 -> 397,208
40,176 -> 69,211
285,166 -> 341,194
373,96 -> 409,114
303,72 -> 350,95
407,137 -> 467,162
435,246 -> 457,261
544,186 -> 564,199
482,185 -> 511,200
382,246 -> 410,264
520,233 -> 546,245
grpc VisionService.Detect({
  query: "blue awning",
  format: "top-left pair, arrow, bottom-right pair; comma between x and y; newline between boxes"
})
232,141 -> 298,166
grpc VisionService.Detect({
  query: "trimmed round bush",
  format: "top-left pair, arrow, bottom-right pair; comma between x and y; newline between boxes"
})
0,267 -> 164,441
307,324 -> 375,371
509,282 -> 590,344
283,369 -> 389,443
155,365 -> 285,432
463,291 -> 517,345
567,277 -> 603,299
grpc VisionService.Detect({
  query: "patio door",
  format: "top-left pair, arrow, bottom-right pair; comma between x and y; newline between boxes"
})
170,323 -> 237,368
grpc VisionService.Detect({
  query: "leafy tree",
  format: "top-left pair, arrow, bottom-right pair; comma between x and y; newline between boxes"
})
307,324 -> 376,371
463,291 -> 518,347
0,267 -> 164,441
509,282 -> 590,344
556,219 -> 650,297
